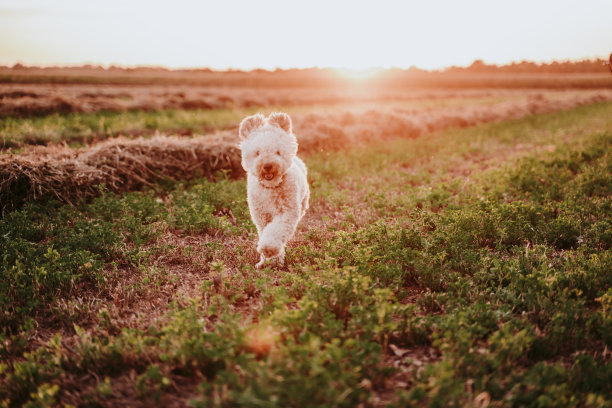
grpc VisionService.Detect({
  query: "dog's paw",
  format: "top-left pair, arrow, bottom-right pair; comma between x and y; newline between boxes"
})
260,244 -> 281,258
257,238 -> 282,258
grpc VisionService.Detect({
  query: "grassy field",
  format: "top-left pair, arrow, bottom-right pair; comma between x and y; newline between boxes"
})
0,107 -> 252,149
1,101 -> 612,406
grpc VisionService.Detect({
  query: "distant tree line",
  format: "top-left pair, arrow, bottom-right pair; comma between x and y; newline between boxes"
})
5,57 -> 611,74
445,58 -> 610,73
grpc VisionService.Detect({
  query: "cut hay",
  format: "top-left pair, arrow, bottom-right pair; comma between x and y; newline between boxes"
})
0,83 -> 497,118
294,92 -> 612,153
2,90 -> 611,211
0,135 -> 242,211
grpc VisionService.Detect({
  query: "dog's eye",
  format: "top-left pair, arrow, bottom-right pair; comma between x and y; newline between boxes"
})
276,151 -> 280,155
255,151 -> 259,157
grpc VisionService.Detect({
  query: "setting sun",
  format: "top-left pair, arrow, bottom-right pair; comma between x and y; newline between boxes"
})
334,67 -> 385,80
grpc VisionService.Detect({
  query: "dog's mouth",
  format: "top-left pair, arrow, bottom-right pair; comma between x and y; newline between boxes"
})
258,162 -> 280,184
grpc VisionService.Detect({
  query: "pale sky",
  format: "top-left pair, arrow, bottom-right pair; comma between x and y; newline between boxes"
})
0,0 -> 610,70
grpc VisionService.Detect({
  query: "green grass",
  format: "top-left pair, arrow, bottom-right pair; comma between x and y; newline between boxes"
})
0,178 -> 251,336
0,108 -> 253,149
1,102 -> 612,407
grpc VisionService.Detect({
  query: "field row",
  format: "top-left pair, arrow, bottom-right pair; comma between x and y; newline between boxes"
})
0,84 -> 512,119
2,92 -> 612,212
3,90 -> 611,150
2,78 -> 611,122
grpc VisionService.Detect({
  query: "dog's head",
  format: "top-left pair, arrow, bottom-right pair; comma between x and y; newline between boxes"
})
239,112 -> 297,187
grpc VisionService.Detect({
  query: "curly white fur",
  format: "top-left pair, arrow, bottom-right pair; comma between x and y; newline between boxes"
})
239,112 -> 310,268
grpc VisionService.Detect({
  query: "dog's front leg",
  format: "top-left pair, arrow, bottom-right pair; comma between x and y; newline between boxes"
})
256,208 -> 299,268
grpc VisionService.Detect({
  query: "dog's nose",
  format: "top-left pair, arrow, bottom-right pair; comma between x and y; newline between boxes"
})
263,163 -> 273,172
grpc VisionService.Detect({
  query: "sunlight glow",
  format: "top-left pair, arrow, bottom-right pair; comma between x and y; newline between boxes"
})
0,0 -> 610,69
334,68 -> 385,80
245,325 -> 278,357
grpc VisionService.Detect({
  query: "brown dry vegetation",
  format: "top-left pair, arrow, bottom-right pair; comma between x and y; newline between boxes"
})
0,84 -> 566,118
0,135 -> 241,210
1,62 -> 611,118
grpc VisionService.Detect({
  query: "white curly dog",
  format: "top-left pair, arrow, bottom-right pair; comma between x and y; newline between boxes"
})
239,112 -> 309,269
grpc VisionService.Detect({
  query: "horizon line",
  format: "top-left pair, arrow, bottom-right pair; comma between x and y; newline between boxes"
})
2,55 -> 611,73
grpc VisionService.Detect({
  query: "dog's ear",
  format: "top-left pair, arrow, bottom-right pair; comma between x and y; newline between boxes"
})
268,112 -> 292,134
239,114 -> 265,140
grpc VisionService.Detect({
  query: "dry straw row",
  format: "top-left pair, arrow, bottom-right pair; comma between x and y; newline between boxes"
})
1,91 -> 611,211
0,135 -> 243,211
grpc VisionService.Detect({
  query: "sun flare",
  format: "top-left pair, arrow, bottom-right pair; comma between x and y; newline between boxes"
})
334,68 -> 384,80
